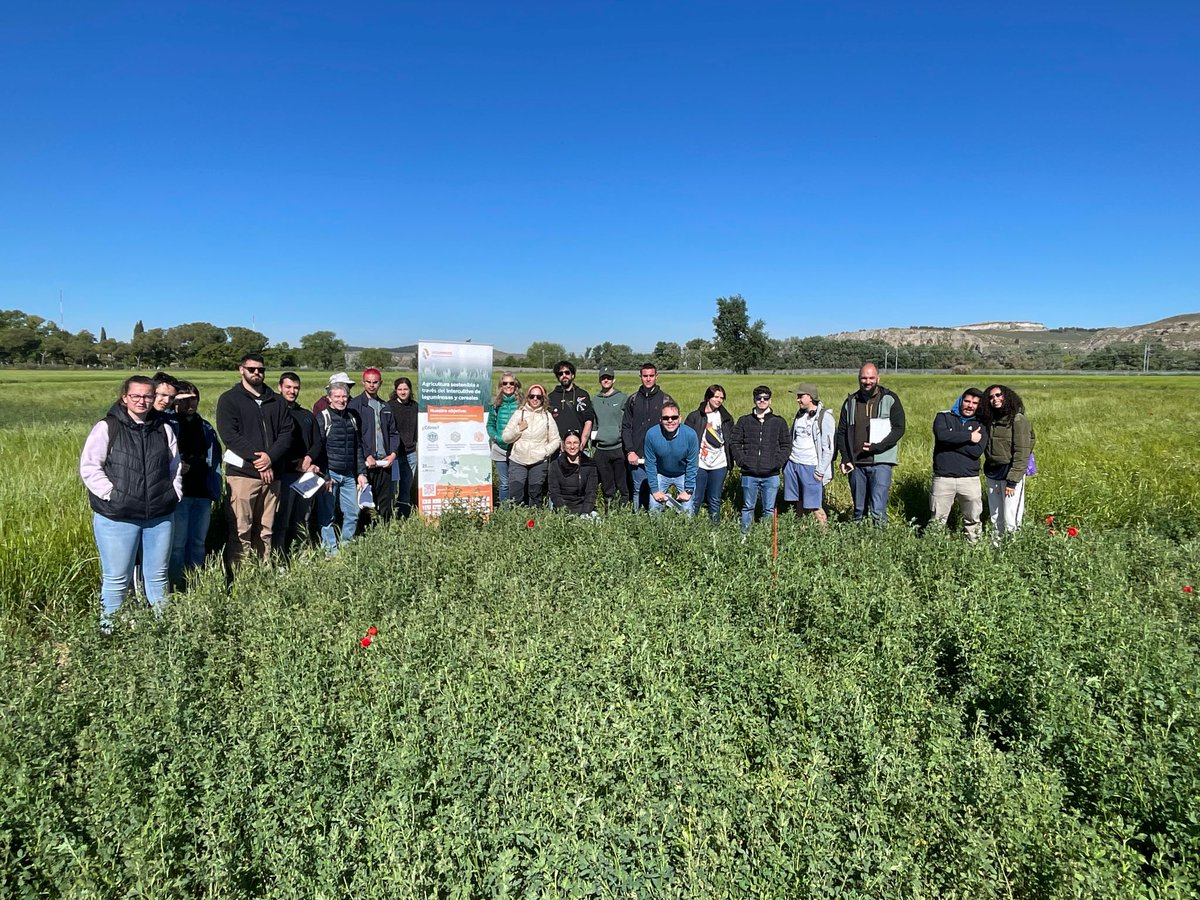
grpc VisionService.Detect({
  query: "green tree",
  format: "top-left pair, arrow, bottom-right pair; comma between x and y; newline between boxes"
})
301,331 -> 349,370
712,294 -> 772,373
652,341 -> 682,370
99,327 -> 107,342
133,320 -> 145,339
226,327 -> 269,366
589,342 -> 636,370
166,322 -> 229,368
524,341 -> 570,372
357,348 -> 395,370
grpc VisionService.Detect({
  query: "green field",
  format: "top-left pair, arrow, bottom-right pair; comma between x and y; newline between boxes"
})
1,370 -> 1199,896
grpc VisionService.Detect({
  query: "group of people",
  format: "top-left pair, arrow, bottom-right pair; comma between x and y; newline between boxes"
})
80,356 -> 1035,632
79,357 -> 420,633
487,361 -> 1035,544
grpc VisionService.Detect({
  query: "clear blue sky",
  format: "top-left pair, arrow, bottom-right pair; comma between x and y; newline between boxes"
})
3,1 -> 1196,354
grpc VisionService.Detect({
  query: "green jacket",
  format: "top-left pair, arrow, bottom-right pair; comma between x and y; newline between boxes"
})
487,394 -> 521,451
591,388 -> 628,451
984,412 -> 1033,486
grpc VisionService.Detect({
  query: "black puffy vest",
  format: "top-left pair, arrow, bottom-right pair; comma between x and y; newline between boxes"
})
89,407 -> 178,521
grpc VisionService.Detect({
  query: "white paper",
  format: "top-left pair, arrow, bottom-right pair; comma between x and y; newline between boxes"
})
357,484 -> 376,509
869,418 -> 891,445
291,471 -> 325,499
222,448 -> 245,468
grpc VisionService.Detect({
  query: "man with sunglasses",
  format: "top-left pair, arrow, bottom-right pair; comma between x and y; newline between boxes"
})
731,386 -> 791,533
547,360 -> 595,447
643,400 -> 698,514
216,352 -> 294,571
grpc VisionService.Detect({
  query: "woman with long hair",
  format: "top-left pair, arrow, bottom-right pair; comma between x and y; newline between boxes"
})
79,376 -> 182,633
684,384 -> 734,523
486,373 -> 523,503
388,376 -> 418,517
980,383 -> 1034,543
500,383 -> 560,506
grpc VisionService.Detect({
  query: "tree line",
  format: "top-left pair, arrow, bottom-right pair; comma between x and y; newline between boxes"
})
3,299 -> 1197,372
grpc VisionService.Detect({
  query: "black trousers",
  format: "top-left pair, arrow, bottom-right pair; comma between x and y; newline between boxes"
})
593,447 -> 630,508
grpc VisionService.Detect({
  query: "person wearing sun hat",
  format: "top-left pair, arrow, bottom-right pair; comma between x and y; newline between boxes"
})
311,371 -> 356,416
782,382 -> 835,525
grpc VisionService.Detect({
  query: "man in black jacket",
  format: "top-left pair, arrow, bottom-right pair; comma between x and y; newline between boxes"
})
216,353 -> 294,569
930,388 -> 988,543
348,367 -> 399,526
621,363 -> 666,510
272,372 -> 325,558
731,386 -> 791,534
548,360 -> 596,446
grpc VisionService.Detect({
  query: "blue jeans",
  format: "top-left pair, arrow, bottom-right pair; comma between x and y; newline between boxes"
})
740,475 -> 780,532
693,466 -> 726,523
395,451 -> 417,517
494,458 -> 510,504
317,471 -> 361,553
848,464 -> 894,523
631,464 -> 651,510
649,473 -> 692,515
170,497 -> 212,587
94,513 -> 173,619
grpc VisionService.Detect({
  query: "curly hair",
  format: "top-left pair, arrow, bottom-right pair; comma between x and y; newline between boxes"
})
982,384 -> 1025,424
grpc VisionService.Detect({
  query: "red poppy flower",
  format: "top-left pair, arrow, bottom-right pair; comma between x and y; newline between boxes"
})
1045,515 -> 1054,525
1066,527 -> 1078,538
1185,586 -> 1195,594
526,519 -> 535,528
367,626 -> 378,636
360,636 -> 372,648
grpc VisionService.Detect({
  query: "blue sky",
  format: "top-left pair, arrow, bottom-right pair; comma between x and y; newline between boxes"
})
2,1 -> 1196,354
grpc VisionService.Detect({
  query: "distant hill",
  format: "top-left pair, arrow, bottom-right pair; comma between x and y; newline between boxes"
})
829,314 -> 1200,353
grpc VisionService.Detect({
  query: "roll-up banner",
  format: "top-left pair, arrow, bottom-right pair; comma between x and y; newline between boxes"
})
416,341 -> 493,517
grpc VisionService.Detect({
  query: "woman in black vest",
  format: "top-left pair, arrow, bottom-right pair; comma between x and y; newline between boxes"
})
80,376 -> 182,633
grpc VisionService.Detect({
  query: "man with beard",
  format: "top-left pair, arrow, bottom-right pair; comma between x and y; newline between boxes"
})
930,387 -> 988,543
216,353 -> 294,569
547,360 -> 595,447
835,363 -> 906,524
273,372 -> 325,557
348,367 -> 399,526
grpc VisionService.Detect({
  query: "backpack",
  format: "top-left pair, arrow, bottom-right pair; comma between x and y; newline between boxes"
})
321,407 -> 361,435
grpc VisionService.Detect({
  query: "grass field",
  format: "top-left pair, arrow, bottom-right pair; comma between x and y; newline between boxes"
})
1,369 -> 1199,896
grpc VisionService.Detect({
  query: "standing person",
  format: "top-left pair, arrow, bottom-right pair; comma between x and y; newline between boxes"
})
312,372 -> 355,416
348,368 -> 399,526
731,386 -> 792,533
930,388 -> 988,543
643,400 -> 699,514
169,381 -> 222,589
273,372 -> 324,557
315,385 -> 369,554
548,360 -> 596,446
621,363 -> 666,510
782,383 -> 835,525
591,366 -> 630,510
684,384 -> 734,523
80,376 -> 182,633
501,384 -> 561,507
152,373 -> 179,417
387,377 -> 419,518
486,373 -> 522,505
216,352 -> 294,570
981,383 -> 1034,543
835,363 -> 906,524
548,431 -> 600,516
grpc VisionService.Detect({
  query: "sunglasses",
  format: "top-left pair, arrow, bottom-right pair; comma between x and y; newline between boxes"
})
242,366 -> 265,374
500,381 -> 516,386
754,395 -> 771,401
556,370 -> 572,377
528,393 -> 544,400
988,392 -> 1003,400
661,414 -> 680,421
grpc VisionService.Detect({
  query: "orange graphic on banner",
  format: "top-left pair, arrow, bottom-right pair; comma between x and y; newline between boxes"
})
419,483 -> 492,518
427,405 -> 484,423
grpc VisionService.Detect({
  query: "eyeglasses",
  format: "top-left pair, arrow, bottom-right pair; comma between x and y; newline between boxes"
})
528,393 -> 544,400
242,366 -> 265,374
661,414 -> 679,421
126,394 -> 153,403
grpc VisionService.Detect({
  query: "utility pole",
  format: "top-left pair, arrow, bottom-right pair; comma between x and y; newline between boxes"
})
1144,344 -> 1150,373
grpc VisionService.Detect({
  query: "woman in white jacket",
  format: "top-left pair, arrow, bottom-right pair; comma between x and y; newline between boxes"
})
500,383 -> 561,506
